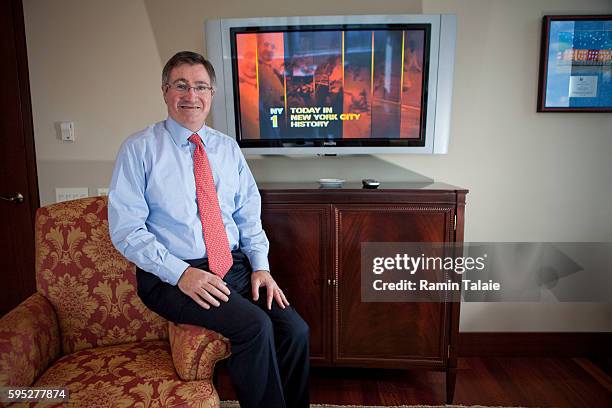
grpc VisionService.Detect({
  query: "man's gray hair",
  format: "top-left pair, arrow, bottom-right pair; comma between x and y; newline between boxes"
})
162,51 -> 216,86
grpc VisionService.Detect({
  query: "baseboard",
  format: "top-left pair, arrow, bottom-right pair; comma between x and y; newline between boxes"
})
458,332 -> 612,357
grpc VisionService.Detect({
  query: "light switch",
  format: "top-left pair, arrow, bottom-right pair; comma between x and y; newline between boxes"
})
60,121 -> 75,142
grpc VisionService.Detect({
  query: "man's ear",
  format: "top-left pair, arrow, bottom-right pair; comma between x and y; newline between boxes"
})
161,85 -> 168,103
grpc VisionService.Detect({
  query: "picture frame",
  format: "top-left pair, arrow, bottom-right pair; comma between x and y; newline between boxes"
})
537,15 -> 612,112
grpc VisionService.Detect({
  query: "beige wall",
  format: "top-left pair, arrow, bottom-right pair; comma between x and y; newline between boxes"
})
24,0 -> 612,331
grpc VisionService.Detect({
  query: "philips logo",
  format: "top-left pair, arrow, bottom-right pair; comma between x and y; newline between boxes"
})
323,141 -> 337,146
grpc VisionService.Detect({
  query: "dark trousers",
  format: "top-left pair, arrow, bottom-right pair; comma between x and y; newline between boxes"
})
136,250 -> 310,408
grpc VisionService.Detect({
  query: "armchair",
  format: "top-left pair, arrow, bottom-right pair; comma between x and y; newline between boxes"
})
0,197 -> 231,407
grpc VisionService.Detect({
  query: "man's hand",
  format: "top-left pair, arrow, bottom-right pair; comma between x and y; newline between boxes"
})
178,267 -> 231,309
251,270 -> 290,310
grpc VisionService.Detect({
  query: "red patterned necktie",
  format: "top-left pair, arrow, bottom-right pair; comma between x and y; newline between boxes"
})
189,134 -> 233,278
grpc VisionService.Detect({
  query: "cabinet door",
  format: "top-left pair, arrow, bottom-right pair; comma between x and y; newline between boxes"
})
261,204 -> 332,364
334,205 -> 455,368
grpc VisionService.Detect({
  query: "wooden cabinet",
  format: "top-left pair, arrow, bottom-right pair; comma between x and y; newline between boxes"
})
260,182 -> 468,404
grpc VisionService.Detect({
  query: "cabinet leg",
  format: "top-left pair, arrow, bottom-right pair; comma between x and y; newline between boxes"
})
446,368 -> 457,404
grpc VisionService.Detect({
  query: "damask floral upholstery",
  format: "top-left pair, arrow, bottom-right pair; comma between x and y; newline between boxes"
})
0,293 -> 60,388
22,341 -> 218,408
168,323 -> 229,382
0,197 -> 231,407
35,197 -> 168,353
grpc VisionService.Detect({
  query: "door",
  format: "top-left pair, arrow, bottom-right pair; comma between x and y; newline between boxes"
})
0,0 -> 40,315
334,204 -> 455,368
261,204 -> 332,364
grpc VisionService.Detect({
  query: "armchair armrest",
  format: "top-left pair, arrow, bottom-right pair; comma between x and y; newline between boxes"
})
0,293 -> 61,387
168,322 -> 231,381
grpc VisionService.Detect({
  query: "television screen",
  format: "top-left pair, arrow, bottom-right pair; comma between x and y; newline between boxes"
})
230,24 -> 430,148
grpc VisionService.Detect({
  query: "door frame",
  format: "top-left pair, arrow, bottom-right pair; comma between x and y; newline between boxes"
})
11,0 -> 39,217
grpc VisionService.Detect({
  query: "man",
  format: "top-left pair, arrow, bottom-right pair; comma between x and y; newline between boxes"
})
256,36 -> 285,139
108,51 -> 309,408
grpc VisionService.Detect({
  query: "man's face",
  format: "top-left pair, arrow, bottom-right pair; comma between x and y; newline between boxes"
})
259,41 -> 275,63
163,63 -> 213,132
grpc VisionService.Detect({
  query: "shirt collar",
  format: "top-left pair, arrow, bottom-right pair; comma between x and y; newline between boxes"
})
165,117 -> 208,147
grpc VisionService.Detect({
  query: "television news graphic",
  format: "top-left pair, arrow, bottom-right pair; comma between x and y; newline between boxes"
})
206,15 -> 456,155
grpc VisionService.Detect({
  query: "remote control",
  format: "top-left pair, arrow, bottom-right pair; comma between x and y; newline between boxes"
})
362,179 -> 380,189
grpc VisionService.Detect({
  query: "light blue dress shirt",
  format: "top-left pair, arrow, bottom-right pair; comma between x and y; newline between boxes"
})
108,117 -> 269,286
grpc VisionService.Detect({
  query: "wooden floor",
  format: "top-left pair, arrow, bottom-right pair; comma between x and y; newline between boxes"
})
217,357 -> 611,407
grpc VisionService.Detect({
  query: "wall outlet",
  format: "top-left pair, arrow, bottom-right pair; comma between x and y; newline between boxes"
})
97,188 -> 109,196
56,187 -> 88,203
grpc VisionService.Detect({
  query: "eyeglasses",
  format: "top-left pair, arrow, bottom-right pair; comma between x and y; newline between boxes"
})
165,83 -> 215,95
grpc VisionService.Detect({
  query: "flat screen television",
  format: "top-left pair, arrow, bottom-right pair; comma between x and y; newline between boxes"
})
206,15 -> 456,155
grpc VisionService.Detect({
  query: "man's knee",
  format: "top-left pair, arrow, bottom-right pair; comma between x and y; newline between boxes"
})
288,315 -> 309,347
241,308 -> 274,343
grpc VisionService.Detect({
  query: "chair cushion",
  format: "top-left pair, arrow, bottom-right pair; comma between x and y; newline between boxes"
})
27,340 -> 218,407
35,197 -> 168,354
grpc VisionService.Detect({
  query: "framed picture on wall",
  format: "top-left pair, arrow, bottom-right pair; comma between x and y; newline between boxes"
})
537,15 -> 612,112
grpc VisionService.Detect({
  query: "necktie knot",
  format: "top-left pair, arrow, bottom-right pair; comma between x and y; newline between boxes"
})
188,133 -> 202,146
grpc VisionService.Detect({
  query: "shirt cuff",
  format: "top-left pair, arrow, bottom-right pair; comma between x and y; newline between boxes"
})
160,254 -> 190,286
247,252 -> 270,273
